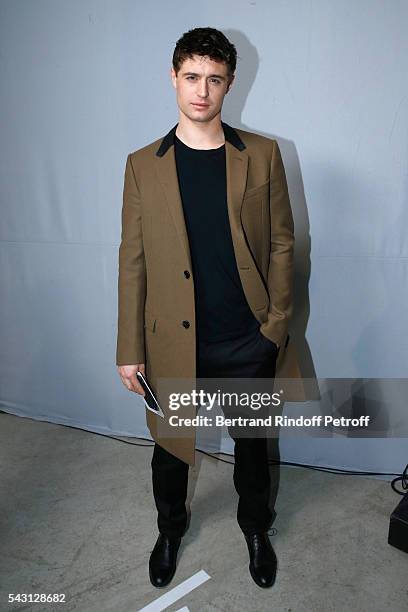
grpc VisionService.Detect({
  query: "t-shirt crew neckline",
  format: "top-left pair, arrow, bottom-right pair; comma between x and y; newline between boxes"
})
174,133 -> 225,154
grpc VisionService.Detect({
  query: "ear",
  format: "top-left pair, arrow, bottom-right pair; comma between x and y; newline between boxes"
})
170,67 -> 177,89
226,74 -> 235,94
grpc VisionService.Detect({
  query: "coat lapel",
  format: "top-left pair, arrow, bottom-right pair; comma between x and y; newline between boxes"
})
225,141 -> 249,262
154,145 -> 193,270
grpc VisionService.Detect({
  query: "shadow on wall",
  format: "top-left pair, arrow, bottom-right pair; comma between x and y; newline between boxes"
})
222,29 -> 316,383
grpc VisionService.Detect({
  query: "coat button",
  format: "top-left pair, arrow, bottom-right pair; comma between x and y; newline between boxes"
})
183,270 -> 190,278
182,320 -> 190,329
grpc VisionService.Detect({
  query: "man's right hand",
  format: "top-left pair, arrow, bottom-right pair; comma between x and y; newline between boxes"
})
117,364 -> 146,396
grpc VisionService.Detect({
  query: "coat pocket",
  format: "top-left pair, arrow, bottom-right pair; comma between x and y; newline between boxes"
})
243,179 -> 270,200
144,311 -> 157,333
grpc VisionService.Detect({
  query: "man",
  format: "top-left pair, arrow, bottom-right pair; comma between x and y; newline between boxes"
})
116,27 -> 297,589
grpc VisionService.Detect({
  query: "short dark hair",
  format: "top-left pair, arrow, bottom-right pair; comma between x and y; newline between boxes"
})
172,27 -> 237,78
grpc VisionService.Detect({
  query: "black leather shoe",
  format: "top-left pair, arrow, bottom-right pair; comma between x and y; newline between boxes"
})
244,532 -> 277,588
149,533 -> 181,588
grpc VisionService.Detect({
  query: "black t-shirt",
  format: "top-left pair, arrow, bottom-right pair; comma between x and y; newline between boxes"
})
174,134 -> 259,343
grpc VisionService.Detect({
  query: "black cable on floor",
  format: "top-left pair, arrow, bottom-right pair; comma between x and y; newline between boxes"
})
390,464 -> 408,495
1,413 -> 403,484
103,431 -> 403,478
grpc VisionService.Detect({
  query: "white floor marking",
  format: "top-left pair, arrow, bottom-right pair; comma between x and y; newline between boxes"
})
138,569 -> 210,612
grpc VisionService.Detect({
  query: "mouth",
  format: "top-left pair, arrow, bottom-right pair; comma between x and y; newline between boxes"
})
191,103 -> 210,109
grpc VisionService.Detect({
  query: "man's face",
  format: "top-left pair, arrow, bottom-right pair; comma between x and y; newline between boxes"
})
171,54 -> 234,123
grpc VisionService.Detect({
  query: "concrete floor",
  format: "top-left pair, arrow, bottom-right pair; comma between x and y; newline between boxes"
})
0,411 -> 406,612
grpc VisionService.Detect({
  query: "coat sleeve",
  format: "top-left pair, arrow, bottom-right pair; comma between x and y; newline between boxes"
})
116,154 -> 147,366
261,139 -> 295,349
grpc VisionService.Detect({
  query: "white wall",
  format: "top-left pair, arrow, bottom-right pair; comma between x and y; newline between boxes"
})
1,0 -> 407,476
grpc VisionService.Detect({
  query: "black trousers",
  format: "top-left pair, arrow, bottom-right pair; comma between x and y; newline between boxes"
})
151,325 -> 278,538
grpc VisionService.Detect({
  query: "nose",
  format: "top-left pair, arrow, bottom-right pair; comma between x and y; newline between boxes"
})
197,78 -> 209,98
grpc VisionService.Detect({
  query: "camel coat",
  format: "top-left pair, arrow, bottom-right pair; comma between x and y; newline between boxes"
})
116,121 -> 303,465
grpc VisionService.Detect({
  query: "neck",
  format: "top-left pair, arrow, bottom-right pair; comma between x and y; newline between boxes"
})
175,114 -> 225,150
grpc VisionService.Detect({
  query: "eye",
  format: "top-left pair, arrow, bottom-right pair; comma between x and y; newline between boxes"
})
210,78 -> 221,84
